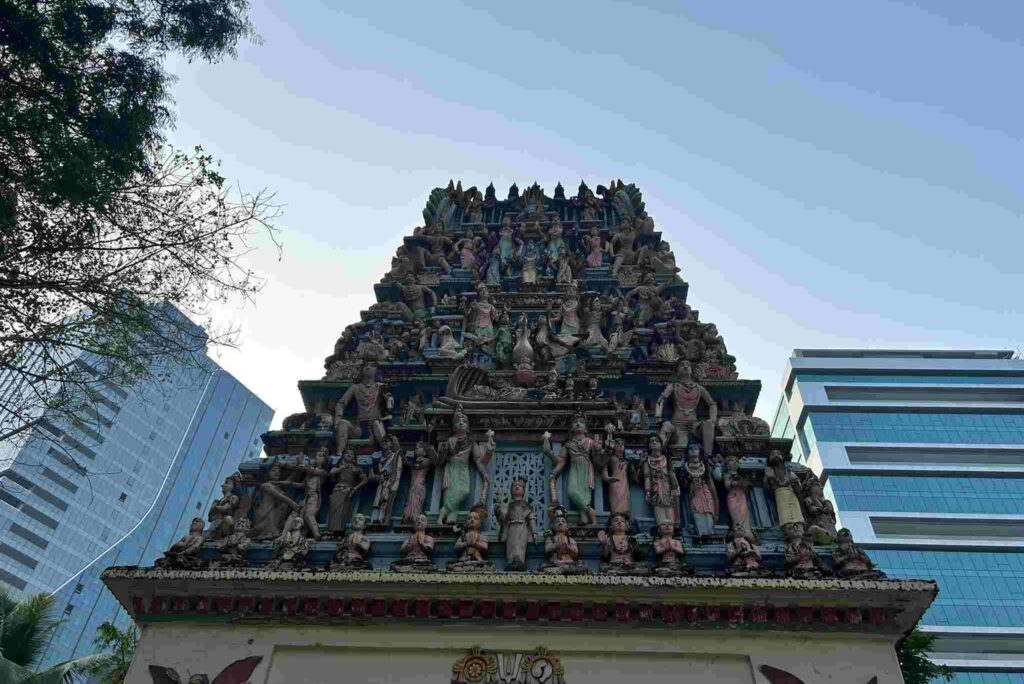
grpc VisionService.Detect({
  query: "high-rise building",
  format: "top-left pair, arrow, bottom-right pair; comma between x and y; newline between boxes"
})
772,349 -> 1024,682
0,322 -> 272,667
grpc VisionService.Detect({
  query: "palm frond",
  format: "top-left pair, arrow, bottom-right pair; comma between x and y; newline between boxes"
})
25,653 -> 117,684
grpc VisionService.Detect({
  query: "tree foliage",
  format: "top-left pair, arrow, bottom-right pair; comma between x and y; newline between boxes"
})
0,0 -> 279,468
90,620 -> 138,684
897,629 -> 954,684
0,589 -> 114,683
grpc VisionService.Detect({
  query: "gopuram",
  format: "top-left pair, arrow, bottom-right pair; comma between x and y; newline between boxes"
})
105,181 -> 935,684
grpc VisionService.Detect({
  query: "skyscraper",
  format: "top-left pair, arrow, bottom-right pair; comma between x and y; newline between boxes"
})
772,349 -> 1024,682
0,326 -> 272,667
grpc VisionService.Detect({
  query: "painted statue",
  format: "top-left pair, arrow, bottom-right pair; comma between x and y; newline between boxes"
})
764,450 -> 805,529
597,512 -> 648,576
832,528 -> 885,579
391,514 -> 436,573
214,518 -> 251,568
537,506 -> 589,575
495,478 -> 537,571
723,455 -> 756,541
335,363 -> 389,450
642,434 -> 679,526
268,512 -> 311,570
401,440 -> 437,524
327,446 -> 369,534
463,283 -> 498,351
448,503 -> 495,572
542,411 -> 605,525
156,517 -> 206,569
372,436 -> 404,526
604,438 -> 631,516
206,474 -> 240,540
436,406 -> 495,524
783,521 -> 827,579
726,528 -> 772,577
652,521 -> 692,577
331,513 -> 371,571
655,359 -> 717,454
684,443 -> 718,536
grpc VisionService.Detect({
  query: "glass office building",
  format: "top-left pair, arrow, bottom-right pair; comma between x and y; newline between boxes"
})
0,326 -> 272,667
772,350 -> 1024,682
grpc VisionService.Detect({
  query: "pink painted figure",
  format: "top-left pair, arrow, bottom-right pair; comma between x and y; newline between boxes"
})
604,438 -> 631,516
585,226 -> 604,267
685,443 -> 718,536
723,455 -> 756,541
401,440 -> 436,524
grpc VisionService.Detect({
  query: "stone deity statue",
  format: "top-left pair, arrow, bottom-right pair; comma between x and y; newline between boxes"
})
448,503 -> 495,572
723,455 -> 756,541
832,528 -> 885,579
372,436 -> 404,526
642,434 -> 679,526
268,512 -> 311,570
291,446 -> 329,540
327,447 -> 369,535
625,272 -> 670,327
331,513 -> 372,571
397,274 -> 437,321
783,521 -> 827,579
495,478 -> 537,571
214,518 -> 251,568
206,474 -> 240,540
684,443 -> 718,536
436,406 -> 495,524
726,528 -> 772,577
335,363 -> 389,450
542,412 -> 606,526
656,360 -> 717,454
604,438 -> 632,516
764,451 -> 805,529
537,506 -> 589,575
156,517 -> 206,569
803,474 -> 838,543
250,459 -> 302,540
597,512 -> 649,576
463,284 -> 498,352
652,521 -> 693,577
391,514 -> 437,573
401,440 -> 437,524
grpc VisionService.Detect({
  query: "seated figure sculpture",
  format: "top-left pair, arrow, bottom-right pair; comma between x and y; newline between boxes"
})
537,506 -> 589,575
447,503 -> 495,573
391,514 -> 437,573
156,517 -> 207,570
652,521 -> 693,577
331,513 -> 372,572
832,528 -> 885,580
597,512 -> 649,576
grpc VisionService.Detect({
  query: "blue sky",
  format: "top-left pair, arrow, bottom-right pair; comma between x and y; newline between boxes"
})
166,1 -> 1024,425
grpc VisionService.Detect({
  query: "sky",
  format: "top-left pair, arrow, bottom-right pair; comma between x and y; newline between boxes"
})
164,0 -> 1024,428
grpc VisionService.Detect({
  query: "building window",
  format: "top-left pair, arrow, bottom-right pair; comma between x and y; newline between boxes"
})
74,583 -> 83,594
148,431 -> 157,440
195,501 -> 202,510
223,431 -> 230,440
63,604 -> 74,615
118,492 -> 127,503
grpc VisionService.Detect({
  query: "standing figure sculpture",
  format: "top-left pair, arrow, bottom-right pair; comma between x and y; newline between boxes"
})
764,450 -> 805,529
537,506 -> 589,575
585,226 -> 605,267
436,406 -> 495,524
625,272 -> 669,327
597,512 -> 648,576
402,440 -> 437,524
335,363 -> 389,451
655,360 -> 717,454
373,436 -> 404,526
327,447 -> 369,535
684,444 -> 718,536
448,503 -> 495,572
542,411 -> 605,526
652,521 -> 693,577
463,283 -> 499,353
495,478 -> 537,571
391,514 -> 437,573
250,459 -> 301,540
783,521 -> 827,579
642,434 -> 679,526
803,474 -> 838,543
722,455 -> 756,541
330,513 -> 371,571
604,439 -> 632,516
292,446 -> 330,540
497,215 -> 520,274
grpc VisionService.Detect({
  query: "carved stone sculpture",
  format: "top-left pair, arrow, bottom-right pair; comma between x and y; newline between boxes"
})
156,517 -> 206,569
725,528 -> 772,577
206,474 -> 240,540
684,443 -> 718,536
604,438 -> 631,516
642,434 -> 679,526
391,514 -> 437,573
402,440 -> 437,524
626,272 -> 669,326
803,474 -> 838,543
214,518 -> 251,568
268,512 -> 312,570
250,459 -> 301,540
537,506 -> 589,575
335,363 -> 389,450
783,521 -> 827,579
765,450 -> 805,529
464,284 -> 498,351
597,512 -> 649,576
437,324 -> 465,359
331,513 -> 371,571
495,478 -> 537,571
397,274 -> 437,321
652,521 -> 693,577
656,360 -> 717,454
448,503 -> 495,572
326,447 -> 369,535
437,406 -> 495,524
542,411 -> 604,526
832,528 -> 885,579
292,446 -> 329,540
723,455 -> 756,541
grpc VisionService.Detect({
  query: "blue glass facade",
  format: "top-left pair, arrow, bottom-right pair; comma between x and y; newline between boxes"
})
0,345 -> 272,668
773,351 -> 1024,680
